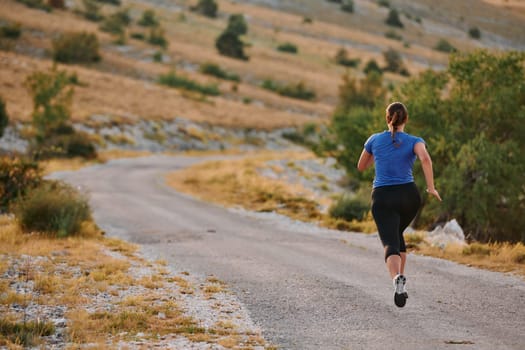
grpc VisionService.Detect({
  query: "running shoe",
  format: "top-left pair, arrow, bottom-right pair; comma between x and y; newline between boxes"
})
393,274 -> 408,307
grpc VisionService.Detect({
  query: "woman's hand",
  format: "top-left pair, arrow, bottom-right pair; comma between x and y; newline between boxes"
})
426,188 -> 442,201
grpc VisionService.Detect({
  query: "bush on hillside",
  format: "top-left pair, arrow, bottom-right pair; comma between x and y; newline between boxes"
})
14,180 -> 91,237
0,96 -> 8,138
81,0 -> 104,22
158,71 -> 220,96
147,27 -> 168,48
99,10 -> 130,35
191,0 -> 218,18
277,42 -> 298,54
52,31 -> 101,63
25,68 -> 97,159
385,9 -> 403,28
363,59 -> 382,75
434,39 -> 457,53
383,48 -> 409,76
384,30 -> 402,41
334,48 -> 360,67
468,26 -> 481,39
226,14 -> 248,36
337,71 -> 386,111
216,31 -> 248,60
199,63 -> 240,82
138,9 -> 159,27
329,194 -> 369,221
261,80 -> 316,101
0,156 -> 42,212
0,22 -> 22,39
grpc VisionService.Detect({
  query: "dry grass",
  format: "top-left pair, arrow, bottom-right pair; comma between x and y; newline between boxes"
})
1,214 -> 265,347
408,235 -> 525,276
165,151 -> 374,232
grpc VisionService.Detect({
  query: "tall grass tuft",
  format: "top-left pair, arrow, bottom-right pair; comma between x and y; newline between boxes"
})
14,181 -> 91,237
0,318 -> 55,347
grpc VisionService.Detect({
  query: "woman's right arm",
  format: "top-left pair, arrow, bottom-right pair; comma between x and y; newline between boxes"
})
414,142 -> 442,201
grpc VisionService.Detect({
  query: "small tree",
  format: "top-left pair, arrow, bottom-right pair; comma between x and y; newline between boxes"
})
82,0 -> 103,22
434,39 -> 457,53
52,32 -> 101,63
363,59 -> 382,75
383,48 -> 409,75
191,0 -> 218,18
138,9 -> 159,27
0,96 -> 8,138
48,0 -> 65,9
226,14 -> 247,36
216,14 -> 249,60
25,68 -> 73,141
335,47 -> 360,67
216,31 -> 248,60
468,26 -> 481,39
385,9 -> 403,28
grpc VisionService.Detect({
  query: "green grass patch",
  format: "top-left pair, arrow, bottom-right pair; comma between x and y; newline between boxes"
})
158,71 -> 220,96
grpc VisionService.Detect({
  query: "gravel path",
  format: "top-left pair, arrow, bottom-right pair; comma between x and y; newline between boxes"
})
53,155 -> 525,350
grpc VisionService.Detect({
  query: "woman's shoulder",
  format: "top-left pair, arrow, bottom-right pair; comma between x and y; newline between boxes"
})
403,132 -> 425,144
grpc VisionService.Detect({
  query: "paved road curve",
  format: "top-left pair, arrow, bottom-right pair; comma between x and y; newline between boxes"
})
54,155 -> 525,350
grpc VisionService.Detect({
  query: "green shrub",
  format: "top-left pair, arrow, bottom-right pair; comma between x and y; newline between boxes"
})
199,62 -> 240,81
226,14 -> 248,36
0,22 -> 22,39
33,129 -> 97,159
52,31 -> 101,63
152,50 -> 163,62
277,42 -> 298,54
434,39 -> 457,53
81,0 -> 104,22
130,32 -> 145,40
384,30 -> 402,41
216,31 -> 248,60
100,8 -> 131,37
334,48 -> 360,67
191,0 -> 218,18
14,180 -> 91,237
158,71 -> 220,96
0,156 -> 42,212
261,80 -> 316,101
468,26 -> 481,39
0,96 -> 8,138
25,68 -> 74,140
138,9 -> 159,27
190,0 -> 219,18
377,0 -> 390,8
363,59 -> 382,75
329,194 -> 368,221
15,0 -> 51,11
147,27 -> 168,48
385,9 -> 403,28
383,48 -> 408,75
302,16 -> 313,24
340,0 -> 354,13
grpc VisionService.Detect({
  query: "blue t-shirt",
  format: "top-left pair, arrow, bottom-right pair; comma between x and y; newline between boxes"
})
364,131 -> 425,188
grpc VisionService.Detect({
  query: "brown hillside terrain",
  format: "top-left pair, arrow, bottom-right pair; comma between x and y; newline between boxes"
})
0,0 -> 523,129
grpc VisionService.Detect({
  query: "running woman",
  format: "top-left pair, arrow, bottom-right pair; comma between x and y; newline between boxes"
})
357,102 -> 441,307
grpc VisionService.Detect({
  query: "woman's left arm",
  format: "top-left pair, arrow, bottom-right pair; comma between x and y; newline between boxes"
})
357,149 -> 374,172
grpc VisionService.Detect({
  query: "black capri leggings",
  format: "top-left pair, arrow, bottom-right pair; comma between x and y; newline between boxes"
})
371,182 -> 421,261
